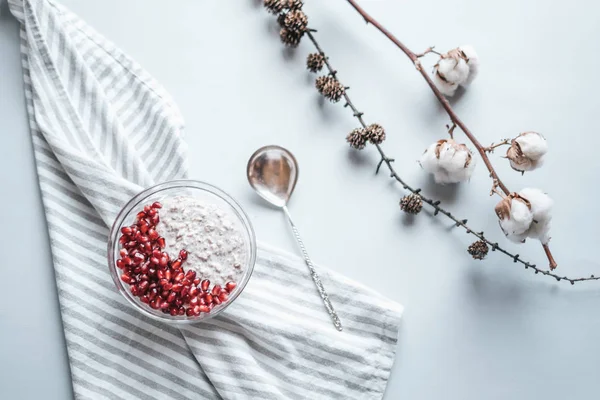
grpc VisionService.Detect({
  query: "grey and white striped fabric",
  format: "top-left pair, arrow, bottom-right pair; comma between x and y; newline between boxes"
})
8,0 -> 403,398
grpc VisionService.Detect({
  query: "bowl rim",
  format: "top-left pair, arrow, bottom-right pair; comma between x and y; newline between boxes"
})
107,179 -> 257,324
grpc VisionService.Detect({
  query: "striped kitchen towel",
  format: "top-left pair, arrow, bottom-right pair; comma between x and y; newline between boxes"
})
8,0 -> 403,398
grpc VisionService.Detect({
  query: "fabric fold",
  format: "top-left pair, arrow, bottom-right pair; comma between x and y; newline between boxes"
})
10,0 -> 403,398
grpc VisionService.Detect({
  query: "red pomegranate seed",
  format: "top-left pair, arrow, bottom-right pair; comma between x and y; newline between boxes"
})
121,273 -> 134,284
149,298 -> 160,309
149,257 -> 159,266
158,278 -> 169,286
159,256 -> 168,267
119,235 -> 127,245
172,284 -> 183,292
157,270 -> 165,280
133,253 -> 145,265
148,268 -> 157,277
191,305 -> 201,316
181,279 -> 191,287
178,307 -> 185,316
140,263 -> 149,274
201,280 -> 210,292
218,292 -> 229,302
148,229 -> 159,241
160,300 -> 170,310
161,290 -> 170,299
130,285 -> 139,296
133,266 -> 142,274
144,205 -> 151,213
175,298 -> 183,307
143,242 -> 153,254
152,201 -> 162,209
138,281 -> 149,293
119,249 -> 128,258
139,274 -> 149,282
139,235 -> 149,243
189,286 -> 199,297
147,208 -> 157,218
193,278 -> 200,286
179,250 -> 188,260
140,295 -> 150,304
167,292 -> 177,303
186,308 -> 195,317
185,270 -> 196,281
174,272 -> 184,283
172,260 -> 182,270
116,259 -> 125,270
136,211 -> 146,220
181,286 -> 190,297
125,241 -> 137,249
121,226 -> 133,236
157,237 -> 166,248
204,294 -> 213,304
148,288 -> 158,301
169,307 -> 179,316
189,297 -> 199,306
198,305 -> 210,314
123,257 -> 133,267
211,285 -> 222,296
165,270 -> 172,281
225,282 -> 237,293
198,297 -> 206,306
152,249 -> 161,258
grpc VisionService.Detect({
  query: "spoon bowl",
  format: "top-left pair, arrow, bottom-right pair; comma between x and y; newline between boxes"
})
247,145 -> 298,208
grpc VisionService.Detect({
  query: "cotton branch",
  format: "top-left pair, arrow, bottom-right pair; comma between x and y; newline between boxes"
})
343,0 -> 558,270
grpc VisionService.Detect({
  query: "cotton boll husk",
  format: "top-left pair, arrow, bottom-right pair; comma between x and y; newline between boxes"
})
459,45 -> 479,85
419,139 -> 476,184
515,132 -> 548,161
432,72 -> 458,96
519,188 -> 553,244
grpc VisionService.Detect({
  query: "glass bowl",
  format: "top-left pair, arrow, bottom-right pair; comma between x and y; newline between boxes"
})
107,180 -> 256,324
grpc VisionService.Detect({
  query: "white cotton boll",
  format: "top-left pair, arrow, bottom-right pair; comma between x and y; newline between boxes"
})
419,139 -> 476,184
498,198 -> 534,242
506,132 -> 548,172
432,72 -> 458,96
437,57 -> 470,86
519,188 -> 553,244
459,45 -> 479,85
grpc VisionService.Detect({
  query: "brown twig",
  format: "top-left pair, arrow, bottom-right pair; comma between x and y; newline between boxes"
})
344,0 -> 558,270
484,139 -> 511,153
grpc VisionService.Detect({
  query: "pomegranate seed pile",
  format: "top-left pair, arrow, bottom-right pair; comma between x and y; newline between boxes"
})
116,201 -> 238,317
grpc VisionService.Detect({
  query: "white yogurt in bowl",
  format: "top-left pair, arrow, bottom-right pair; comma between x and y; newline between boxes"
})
159,196 -> 247,287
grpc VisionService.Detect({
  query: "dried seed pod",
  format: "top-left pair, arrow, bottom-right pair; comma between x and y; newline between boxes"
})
263,0 -> 284,14
284,9 -> 308,32
365,123 -> 386,145
279,28 -> 304,47
284,0 -> 303,10
399,194 -> 423,214
306,53 -> 325,73
467,240 -> 489,260
346,128 -> 368,150
315,75 -> 345,102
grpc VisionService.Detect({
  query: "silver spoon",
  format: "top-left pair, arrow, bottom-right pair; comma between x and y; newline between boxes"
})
247,145 -> 343,332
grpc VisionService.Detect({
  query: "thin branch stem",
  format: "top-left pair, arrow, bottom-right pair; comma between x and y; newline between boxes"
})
343,0 -> 558,269
484,139 -> 511,153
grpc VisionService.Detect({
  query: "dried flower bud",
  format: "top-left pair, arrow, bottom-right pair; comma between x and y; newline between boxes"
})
263,0 -> 284,14
315,75 -> 345,102
467,240 -> 489,260
496,188 -> 553,244
506,132 -> 548,172
284,0 -> 303,11
306,53 -> 325,73
277,12 -> 287,27
279,28 -> 303,47
433,45 -> 479,97
419,139 -> 476,184
283,9 -> 308,32
346,128 -> 368,150
365,123 -> 386,145
400,194 -> 423,214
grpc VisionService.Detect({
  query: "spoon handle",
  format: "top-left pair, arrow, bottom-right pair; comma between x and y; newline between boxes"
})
283,206 -> 343,332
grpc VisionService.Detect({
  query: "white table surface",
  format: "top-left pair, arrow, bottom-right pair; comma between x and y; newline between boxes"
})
2,0 -> 600,399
